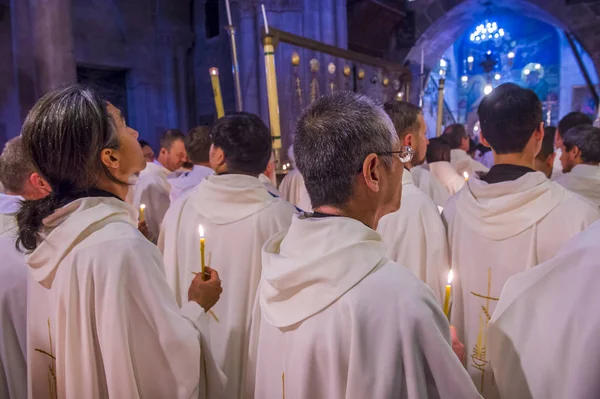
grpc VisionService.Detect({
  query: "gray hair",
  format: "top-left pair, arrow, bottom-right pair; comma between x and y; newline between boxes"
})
563,125 -> 600,164
0,136 -> 36,194
294,91 -> 398,208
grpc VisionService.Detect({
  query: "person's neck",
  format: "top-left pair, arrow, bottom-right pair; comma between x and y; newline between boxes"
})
493,152 -> 535,169
313,204 -> 376,230
216,169 -> 259,178
96,179 -> 128,201
155,158 -> 168,170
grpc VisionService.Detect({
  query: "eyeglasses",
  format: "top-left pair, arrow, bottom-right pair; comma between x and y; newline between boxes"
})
357,145 -> 414,173
378,145 -> 414,163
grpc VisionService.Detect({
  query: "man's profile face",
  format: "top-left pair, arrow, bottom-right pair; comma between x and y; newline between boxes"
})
162,139 -> 186,171
560,144 -> 577,173
413,115 -> 429,166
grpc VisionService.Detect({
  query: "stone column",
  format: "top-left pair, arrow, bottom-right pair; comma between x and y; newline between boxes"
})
28,0 -> 76,95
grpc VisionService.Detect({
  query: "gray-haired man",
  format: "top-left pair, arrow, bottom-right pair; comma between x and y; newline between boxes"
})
248,91 -> 480,398
0,136 -> 50,398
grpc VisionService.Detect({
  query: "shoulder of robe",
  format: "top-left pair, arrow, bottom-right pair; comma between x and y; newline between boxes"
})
349,261 -> 440,317
71,223 -> 161,268
266,197 -> 297,217
554,188 -> 600,220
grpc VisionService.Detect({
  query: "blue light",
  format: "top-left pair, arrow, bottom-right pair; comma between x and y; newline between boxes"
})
470,20 -> 507,43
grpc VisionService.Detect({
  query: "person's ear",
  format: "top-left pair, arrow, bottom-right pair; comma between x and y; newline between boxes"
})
210,145 -> 226,172
28,172 -> 52,198
479,132 -> 491,148
571,145 -> 582,160
404,133 -> 414,149
535,122 -> 544,141
361,153 -> 382,193
555,130 -> 562,148
100,148 -> 120,171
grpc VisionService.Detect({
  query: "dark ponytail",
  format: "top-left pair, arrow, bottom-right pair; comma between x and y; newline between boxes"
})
16,84 -> 120,252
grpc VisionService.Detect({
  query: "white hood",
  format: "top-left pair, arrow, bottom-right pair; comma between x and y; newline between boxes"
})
455,171 -> 565,240
260,215 -> 387,328
189,174 -> 276,225
26,197 -> 137,289
556,164 -> 600,206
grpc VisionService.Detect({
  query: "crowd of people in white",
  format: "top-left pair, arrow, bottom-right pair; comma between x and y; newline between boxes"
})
1,82 -> 600,399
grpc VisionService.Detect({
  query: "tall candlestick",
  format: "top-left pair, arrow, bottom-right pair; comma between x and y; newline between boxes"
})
209,68 -> 225,118
139,204 -> 146,222
262,7 -> 282,168
443,269 -> 453,319
225,0 -> 233,26
199,225 -> 206,279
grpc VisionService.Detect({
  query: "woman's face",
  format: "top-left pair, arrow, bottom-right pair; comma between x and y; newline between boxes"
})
106,103 -> 146,179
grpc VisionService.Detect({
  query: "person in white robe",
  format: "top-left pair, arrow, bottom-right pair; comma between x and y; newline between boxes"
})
19,86 -> 224,399
0,137 -> 51,399
409,164 -> 450,208
554,125 -> 600,206
160,113 -> 295,399
133,129 -> 186,240
552,112 -> 593,181
169,126 -> 214,202
425,137 -> 466,196
443,124 -> 489,176
488,219 -> 600,399
443,84 -> 600,398
278,145 -> 307,206
248,92 -> 480,399
258,151 -> 282,196
139,139 -> 155,163
377,102 -> 449,301
533,125 -> 556,179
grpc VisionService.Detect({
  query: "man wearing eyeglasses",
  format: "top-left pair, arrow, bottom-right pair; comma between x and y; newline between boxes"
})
377,102 -> 450,306
247,91 -> 480,399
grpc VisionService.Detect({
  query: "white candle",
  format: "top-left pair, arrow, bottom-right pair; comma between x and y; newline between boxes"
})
421,49 -> 425,75
225,0 -> 233,26
261,4 -> 269,34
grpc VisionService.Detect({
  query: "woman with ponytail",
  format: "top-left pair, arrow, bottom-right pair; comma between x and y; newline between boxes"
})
21,85 -> 224,399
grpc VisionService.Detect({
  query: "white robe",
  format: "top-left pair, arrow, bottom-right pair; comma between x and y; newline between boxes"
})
488,220 -> 600,399
247,215 -> 481,399
27,196 -> 224,399
278,169 -> 305,207
169,165 -> 214,203
133,161 -> 172,240
450,149 -> 489,177
0,194 -> 27,399
258,174 -> 282,197
428,161 -> 467,196
377,170 -> 450,302
442,172 -> 600,398
410,165 -> 450,207
160,174 -> 295,399
551,147 -> 564,181
554,164 -> 600,207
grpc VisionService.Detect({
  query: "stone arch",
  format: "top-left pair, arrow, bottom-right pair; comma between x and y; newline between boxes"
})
405,0 -> 600,75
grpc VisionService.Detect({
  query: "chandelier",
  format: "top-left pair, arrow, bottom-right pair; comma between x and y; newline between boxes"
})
470,20 -> 506,43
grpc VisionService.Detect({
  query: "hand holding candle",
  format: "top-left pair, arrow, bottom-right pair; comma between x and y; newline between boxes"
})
443,269 -> 453,319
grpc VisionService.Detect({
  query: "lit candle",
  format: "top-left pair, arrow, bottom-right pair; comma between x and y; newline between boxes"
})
463,171 -> 469,181
209,68 -> 225,118
139,204 -> 146,222
199,225 -> 206,279
443,269 -> 453,319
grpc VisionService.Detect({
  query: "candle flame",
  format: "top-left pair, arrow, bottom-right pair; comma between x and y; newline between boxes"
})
447,269 -> 454,285
210,68 -> 218,76
463,171 -> 469,180
140,204 -> 146,210
283,164 -> 287,170
198,225 -> 205,238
